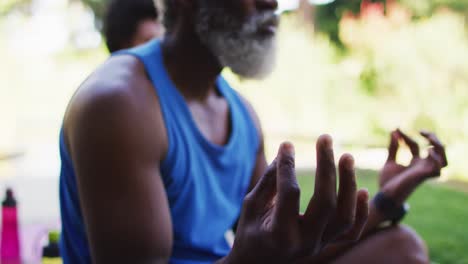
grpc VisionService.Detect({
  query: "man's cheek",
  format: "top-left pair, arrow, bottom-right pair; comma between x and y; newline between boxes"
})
217,0 -> 255,19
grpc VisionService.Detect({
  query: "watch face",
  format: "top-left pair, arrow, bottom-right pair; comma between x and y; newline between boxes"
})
374,192 -> 409,223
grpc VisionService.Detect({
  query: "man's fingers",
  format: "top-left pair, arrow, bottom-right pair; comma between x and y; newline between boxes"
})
336,154 -> 357,233
387,130 -> 399,162
273,142 -> 300,229
312,135 -> 337,209
321,154 -> 357,242
420,131 -> 443,147
420,131 -> 448,167
335,189 -> 369,243
397,129 -> 420,158
246,159 -> 277,208
428,149 -> 443,170
303,135 -> 337,238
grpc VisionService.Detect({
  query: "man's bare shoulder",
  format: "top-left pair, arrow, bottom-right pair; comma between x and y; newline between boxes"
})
68,55 -> 150,113
64,54 -> 168,159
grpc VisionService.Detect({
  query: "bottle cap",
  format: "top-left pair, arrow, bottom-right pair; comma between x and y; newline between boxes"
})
49,231 -> 60,244
43,231 -> 61,258
2,188 -> 17,207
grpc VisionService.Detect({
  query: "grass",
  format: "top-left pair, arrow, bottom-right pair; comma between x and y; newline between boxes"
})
297,169 -> 468,264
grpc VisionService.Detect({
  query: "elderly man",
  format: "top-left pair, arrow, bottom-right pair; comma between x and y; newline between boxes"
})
58,0 -> 447,263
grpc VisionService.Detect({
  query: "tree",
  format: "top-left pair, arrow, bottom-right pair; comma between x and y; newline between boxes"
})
314,0 -> 468,48
314,0 -> 364,46
400,0 -> 468,18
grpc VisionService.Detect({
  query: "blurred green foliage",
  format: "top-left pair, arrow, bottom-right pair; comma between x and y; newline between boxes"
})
400,0 -> 468,17
0,0 -> 107,29
315,0 -> 367,46
315,0 -> 468,46
0,0 -> 31,15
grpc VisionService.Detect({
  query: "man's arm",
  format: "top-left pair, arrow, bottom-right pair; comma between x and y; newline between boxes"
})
65,66 -> 173,263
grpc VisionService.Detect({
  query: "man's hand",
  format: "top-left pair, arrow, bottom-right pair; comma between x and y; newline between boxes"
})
292,130 -> 448,263
380,129 -> 448,187
222,135 -> 369,264
378,129 -> 448,206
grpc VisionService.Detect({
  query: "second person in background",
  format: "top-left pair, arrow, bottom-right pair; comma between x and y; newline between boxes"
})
103,0 -> 165,52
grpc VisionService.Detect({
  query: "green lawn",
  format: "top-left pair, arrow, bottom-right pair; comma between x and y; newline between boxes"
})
297,169 -> 468,264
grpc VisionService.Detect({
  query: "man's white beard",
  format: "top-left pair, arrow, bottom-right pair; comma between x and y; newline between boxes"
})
195,9 -> 278,80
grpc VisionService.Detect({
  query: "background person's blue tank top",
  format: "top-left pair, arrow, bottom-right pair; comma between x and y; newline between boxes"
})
59,39 -> 260,264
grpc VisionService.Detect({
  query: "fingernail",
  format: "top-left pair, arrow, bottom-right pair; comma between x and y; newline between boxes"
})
319,134 -> 333,149
281,142 -> 295,156
342,154 -> 355,170
359,189 -> 369,201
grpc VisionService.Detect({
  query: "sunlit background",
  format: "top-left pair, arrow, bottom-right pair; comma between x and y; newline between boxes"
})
1,0 -> 468,263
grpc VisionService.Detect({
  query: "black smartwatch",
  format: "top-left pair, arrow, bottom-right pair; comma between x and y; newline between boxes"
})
373,192 -> 409,225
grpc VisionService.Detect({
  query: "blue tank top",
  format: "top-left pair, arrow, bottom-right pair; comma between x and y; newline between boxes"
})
59,40 -> 260,264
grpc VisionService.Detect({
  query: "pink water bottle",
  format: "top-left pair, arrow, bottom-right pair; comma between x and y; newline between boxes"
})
1,188 -> 21,263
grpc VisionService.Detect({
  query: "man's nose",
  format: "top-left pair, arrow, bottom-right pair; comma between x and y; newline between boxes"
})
255,0 -> 278,11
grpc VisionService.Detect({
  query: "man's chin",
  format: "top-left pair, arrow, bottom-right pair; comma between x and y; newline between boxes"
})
223,46 -> 277,80
231,66 -> 275,80
227,57 -> 277,80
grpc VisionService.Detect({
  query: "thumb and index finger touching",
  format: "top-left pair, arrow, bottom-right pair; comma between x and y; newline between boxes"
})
389,129 -> 428,162
397,129 -> 420,159
397,129 -> 448,167
420,131 -> 448,167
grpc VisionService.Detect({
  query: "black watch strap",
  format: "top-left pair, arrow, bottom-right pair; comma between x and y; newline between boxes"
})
373,192 -> 409,224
